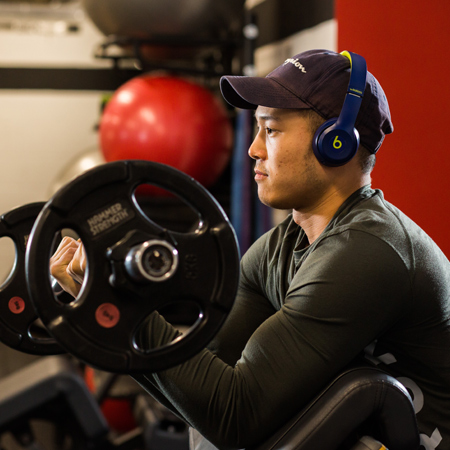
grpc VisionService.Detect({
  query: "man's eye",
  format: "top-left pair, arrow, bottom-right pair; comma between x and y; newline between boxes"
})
266,127 -> 273,135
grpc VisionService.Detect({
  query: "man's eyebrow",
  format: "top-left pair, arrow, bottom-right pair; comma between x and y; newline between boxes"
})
254,112 -> 281,122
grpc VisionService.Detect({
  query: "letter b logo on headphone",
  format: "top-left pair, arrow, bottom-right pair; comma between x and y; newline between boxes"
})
333,136 -> 342,149
312,51 -> 367,167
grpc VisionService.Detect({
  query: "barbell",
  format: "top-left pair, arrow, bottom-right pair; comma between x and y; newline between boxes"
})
21,160 -> 239,373
0,202 -> 65,355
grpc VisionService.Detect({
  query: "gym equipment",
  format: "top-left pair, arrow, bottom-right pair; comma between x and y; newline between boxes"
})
0,355 -> 189,449
0,202 -> 64,355
25,160 -> 240,373
252,365 -> 420,450
82,0 -> 245,41
0,358 -> 418,450
98,75 -> 233,191
134,394 -> 189,450
313,51 -> 367,167
84,366 -> 138,433
0,356 -> 109,449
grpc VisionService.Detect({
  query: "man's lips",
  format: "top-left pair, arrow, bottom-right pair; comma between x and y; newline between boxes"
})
254,168 -> 268,180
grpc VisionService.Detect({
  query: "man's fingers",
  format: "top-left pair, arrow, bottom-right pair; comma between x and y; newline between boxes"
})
49,236 -> 82,298
66,242 -> 86,284
50,236 -> 79,266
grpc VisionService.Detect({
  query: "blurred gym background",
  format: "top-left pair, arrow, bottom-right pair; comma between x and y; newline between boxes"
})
0,0 -> 448,446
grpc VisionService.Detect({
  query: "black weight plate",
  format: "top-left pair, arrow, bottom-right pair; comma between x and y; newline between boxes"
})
0,202 -> 65,355
25,160 -> 239,373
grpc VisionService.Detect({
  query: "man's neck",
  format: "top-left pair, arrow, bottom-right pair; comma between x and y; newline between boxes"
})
292,178 -> 370,244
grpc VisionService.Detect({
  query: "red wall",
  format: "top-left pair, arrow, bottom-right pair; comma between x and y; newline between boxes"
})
336,1 -> 450,258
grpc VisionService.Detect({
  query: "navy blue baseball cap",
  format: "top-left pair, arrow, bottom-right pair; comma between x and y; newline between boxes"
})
220,49 -> 393,154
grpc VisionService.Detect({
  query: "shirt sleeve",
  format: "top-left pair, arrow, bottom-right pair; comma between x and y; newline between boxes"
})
134,229 -> 412,450
207,235 -> 277,366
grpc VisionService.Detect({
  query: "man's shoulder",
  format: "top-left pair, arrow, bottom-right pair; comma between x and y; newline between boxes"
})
329,189 -> 449,270
333,189 -> 409,239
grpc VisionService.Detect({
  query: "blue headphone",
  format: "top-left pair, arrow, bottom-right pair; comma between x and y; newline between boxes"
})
312,51 -> 367,167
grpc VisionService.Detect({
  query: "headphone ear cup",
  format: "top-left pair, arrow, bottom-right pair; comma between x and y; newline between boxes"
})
312,118 -> 360,167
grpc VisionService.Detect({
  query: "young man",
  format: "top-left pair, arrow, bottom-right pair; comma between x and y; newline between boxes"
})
51,49 -> 450,450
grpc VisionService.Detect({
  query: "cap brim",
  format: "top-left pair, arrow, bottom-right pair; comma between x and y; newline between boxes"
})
220,75 -> 310,110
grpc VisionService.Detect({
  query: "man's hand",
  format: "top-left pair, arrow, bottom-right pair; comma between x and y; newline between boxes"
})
50,236 -> 86,298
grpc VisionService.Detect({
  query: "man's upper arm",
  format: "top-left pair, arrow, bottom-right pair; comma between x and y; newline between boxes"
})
207,235 -> 275,365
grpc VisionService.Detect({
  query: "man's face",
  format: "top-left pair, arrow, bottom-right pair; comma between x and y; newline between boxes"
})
249,106 -> 329,212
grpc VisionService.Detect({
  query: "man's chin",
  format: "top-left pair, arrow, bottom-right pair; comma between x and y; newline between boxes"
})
257,193 -> 290,211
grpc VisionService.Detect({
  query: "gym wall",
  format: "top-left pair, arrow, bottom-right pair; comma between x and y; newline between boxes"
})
0,8 -> 108,209
0,3 -> 108,283
336,0 -> 450,259
0,1 -> 110,375
248,0 -> 335,77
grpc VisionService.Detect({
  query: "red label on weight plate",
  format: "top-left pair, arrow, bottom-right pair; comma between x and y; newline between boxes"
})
9,297 -> 25,314
95,303 -> 120,328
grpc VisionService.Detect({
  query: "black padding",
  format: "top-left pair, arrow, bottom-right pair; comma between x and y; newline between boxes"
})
251,366 -> 420,450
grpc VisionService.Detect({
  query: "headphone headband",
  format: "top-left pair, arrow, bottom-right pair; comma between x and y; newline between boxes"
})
340,51 -> 366,95
312,50 -> 368,167
335,51 -> 367,131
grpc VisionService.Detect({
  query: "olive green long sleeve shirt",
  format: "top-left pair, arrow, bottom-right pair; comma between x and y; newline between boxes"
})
134,186 -> 450,450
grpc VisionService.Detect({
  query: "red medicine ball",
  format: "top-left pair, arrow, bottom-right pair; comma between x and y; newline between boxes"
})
99,75 -> 233,189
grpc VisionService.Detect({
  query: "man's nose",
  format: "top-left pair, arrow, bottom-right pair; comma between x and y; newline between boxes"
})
248,132 -> 266,160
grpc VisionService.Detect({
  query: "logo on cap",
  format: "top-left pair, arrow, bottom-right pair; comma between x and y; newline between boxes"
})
283,58 -> 307,73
